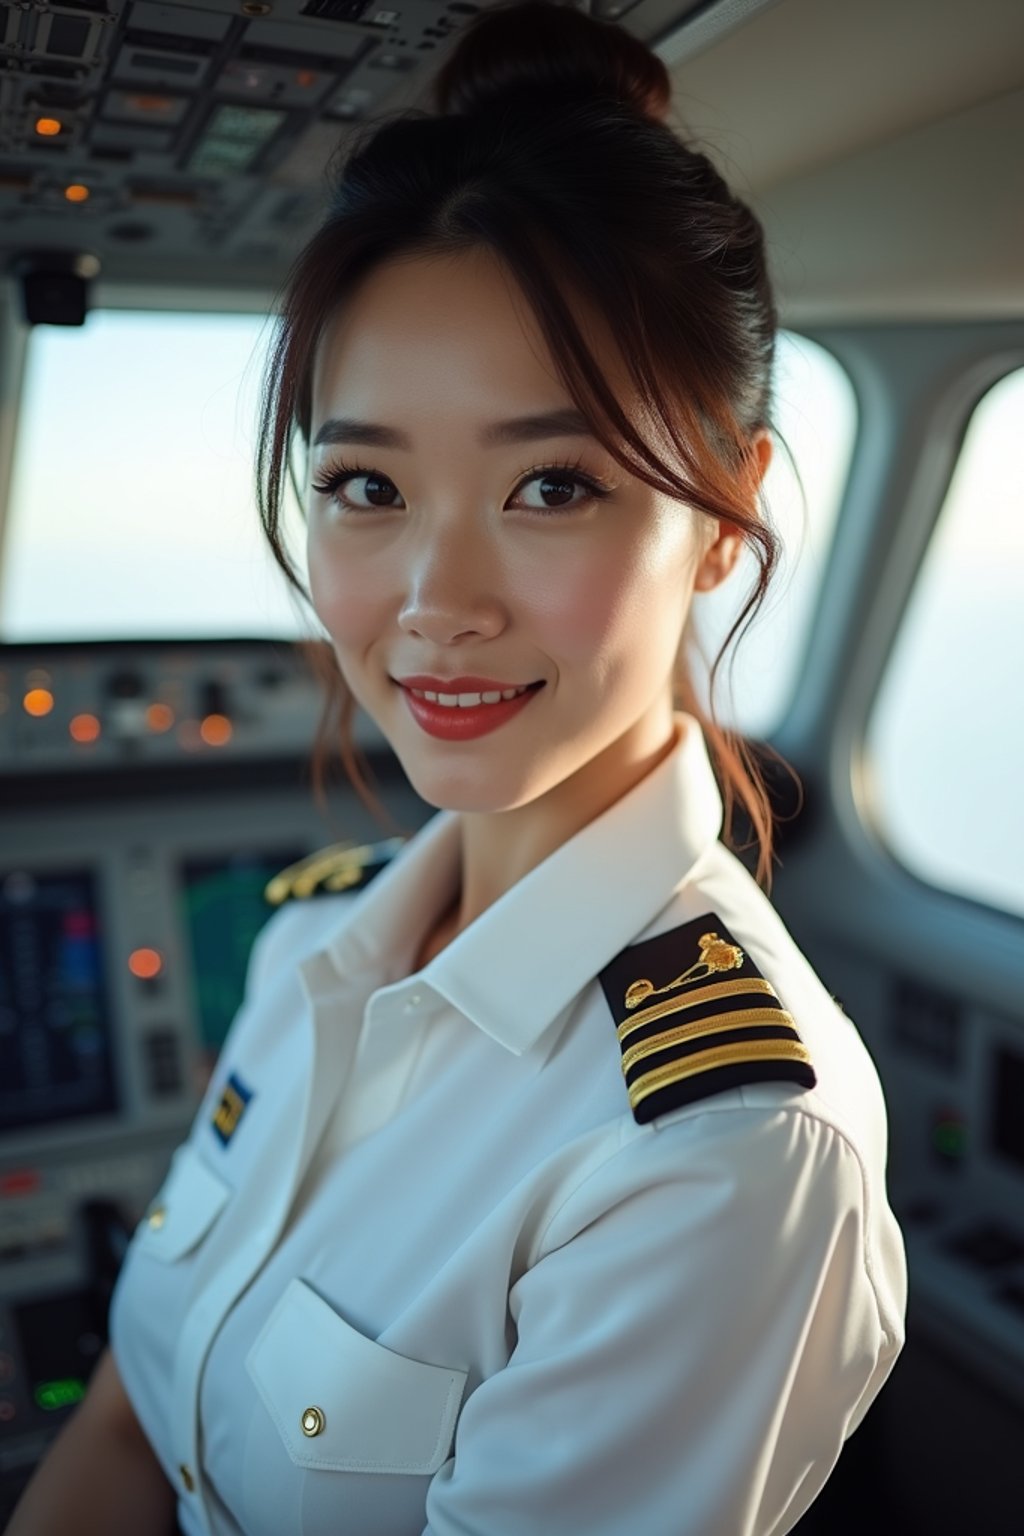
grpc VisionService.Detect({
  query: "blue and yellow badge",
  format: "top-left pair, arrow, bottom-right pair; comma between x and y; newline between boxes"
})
211,1070 -> 254,1147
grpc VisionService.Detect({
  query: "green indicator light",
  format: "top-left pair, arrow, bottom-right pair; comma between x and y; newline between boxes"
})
35,1378 -> 86,1411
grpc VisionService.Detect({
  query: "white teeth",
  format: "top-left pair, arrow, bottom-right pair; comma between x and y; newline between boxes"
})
408,685 -> 532,708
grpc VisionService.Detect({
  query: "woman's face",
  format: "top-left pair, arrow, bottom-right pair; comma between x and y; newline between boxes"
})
307,247 -> 744,816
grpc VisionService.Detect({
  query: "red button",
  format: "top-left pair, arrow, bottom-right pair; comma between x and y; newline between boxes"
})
0,1170 -> 40,1198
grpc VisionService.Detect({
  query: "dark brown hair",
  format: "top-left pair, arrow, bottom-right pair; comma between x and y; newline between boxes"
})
255,0 -> 794,888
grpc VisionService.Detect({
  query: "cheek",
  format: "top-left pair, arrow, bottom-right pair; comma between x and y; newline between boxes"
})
519,532 -> 689,665
307,528 -> 383,651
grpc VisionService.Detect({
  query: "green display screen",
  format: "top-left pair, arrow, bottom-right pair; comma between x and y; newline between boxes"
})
179,847 -> 307,1054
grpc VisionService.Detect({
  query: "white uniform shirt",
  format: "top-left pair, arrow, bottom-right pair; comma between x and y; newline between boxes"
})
109,711 -> 908,1536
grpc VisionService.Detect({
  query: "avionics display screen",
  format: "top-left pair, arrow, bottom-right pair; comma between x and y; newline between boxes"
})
179,847 -> 307,1055
0,868 -> 118,1134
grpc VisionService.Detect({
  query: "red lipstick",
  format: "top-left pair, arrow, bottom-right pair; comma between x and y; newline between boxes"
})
394,677 -> 544,742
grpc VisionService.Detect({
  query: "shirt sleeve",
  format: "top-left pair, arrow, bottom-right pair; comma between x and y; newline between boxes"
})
422,1104 -> 903,1536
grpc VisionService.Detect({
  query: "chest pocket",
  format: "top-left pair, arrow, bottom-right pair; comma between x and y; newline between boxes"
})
136,1142 -> 232,1263
246,1277 -> 468,1475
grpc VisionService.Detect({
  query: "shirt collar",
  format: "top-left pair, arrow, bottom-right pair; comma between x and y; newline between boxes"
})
325,711 -> 723,1057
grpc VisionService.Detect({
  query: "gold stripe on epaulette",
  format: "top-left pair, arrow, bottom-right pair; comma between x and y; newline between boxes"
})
620,1006 -> 798,1074
318,852 -> 377,894
263,842 -> 357,906
616,976 -> 780,1044
265,840 -> 397,906
289,845 -> 374,900
629,1037 -> 815,1112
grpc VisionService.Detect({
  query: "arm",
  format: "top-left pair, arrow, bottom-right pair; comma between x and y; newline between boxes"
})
422,1105 -> 905,1536
6,1345 -> 178,1536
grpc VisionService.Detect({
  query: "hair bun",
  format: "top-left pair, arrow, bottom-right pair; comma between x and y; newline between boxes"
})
434,0 -> 672,126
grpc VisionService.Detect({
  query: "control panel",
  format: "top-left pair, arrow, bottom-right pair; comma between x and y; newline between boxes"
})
804,935 -> 1024,1415
0,634 -> 386,776
0,635 -> 429,1519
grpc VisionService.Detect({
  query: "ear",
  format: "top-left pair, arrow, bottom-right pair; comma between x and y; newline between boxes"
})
693,430 -> 773,593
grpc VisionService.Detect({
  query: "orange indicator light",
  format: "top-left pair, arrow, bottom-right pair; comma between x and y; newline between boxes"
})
69,714 -> 101,743
35,118 -> 62,137
23,688 -> 54,717
64,184 -> 90,203
128,948 -> 163,981
200,714 -> 232,746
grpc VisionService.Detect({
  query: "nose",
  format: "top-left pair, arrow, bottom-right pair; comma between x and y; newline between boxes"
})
396,516 -> 507,645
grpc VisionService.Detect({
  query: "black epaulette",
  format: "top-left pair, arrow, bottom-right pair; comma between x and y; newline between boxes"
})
263,836 -> 407,907
598,913 -> 817,1124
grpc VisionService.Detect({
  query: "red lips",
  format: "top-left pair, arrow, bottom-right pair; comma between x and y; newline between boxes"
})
397,679 -> 544,741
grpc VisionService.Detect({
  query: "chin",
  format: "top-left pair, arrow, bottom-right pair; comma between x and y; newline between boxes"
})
404,776 -> 521,816
398,759 -> 542,816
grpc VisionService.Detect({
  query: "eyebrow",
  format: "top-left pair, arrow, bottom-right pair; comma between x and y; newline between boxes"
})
311,407 -> 594,451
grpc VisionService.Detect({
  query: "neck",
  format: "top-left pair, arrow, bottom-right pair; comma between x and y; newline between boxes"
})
448,699 -> 680,940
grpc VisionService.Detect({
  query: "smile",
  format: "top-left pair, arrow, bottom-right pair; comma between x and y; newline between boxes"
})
407,685 -> 532,707
398,680 -> 544,740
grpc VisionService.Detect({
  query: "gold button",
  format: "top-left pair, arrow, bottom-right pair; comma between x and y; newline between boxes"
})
179,1463 -> 194,1492
147,1205 -> 166,1230
301,1405 -> 325,1437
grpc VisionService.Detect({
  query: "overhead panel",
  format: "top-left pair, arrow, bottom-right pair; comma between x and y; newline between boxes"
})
0,0 -> 773,288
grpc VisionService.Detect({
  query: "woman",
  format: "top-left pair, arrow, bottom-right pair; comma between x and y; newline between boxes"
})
10,3 -> 907,1533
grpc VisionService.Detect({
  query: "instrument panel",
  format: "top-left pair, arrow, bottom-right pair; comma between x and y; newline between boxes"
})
0,636 -> 429,1514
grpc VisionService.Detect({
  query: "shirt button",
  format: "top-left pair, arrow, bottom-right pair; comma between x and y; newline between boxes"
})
180,1464 -> 195,1492
146,1205 -> 166,1230
301,1405 -> 326,1437
405,993 -> 422,1012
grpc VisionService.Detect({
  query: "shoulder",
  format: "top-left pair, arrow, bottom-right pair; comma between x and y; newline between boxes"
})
596,843 -> 890,1154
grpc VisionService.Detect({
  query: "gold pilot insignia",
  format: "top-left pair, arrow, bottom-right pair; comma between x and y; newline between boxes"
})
263,836 -> 407,906
598,913 -> 817,1124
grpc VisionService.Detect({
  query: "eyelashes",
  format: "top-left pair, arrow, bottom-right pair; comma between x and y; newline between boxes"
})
309,456 -> 613,515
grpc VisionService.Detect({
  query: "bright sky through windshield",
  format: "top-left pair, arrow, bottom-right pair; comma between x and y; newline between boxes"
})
1,311 -> 852,740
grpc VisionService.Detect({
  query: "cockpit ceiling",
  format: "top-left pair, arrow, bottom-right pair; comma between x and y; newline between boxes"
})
0,0 -> 1021,311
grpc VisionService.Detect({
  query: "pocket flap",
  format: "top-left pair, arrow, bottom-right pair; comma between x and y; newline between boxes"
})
137,1143 -> 232,1263
246,1277 -> 467,1475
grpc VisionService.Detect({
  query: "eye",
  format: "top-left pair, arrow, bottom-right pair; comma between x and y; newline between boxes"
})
510,460 -> 612,515
310,461 -> 404,510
